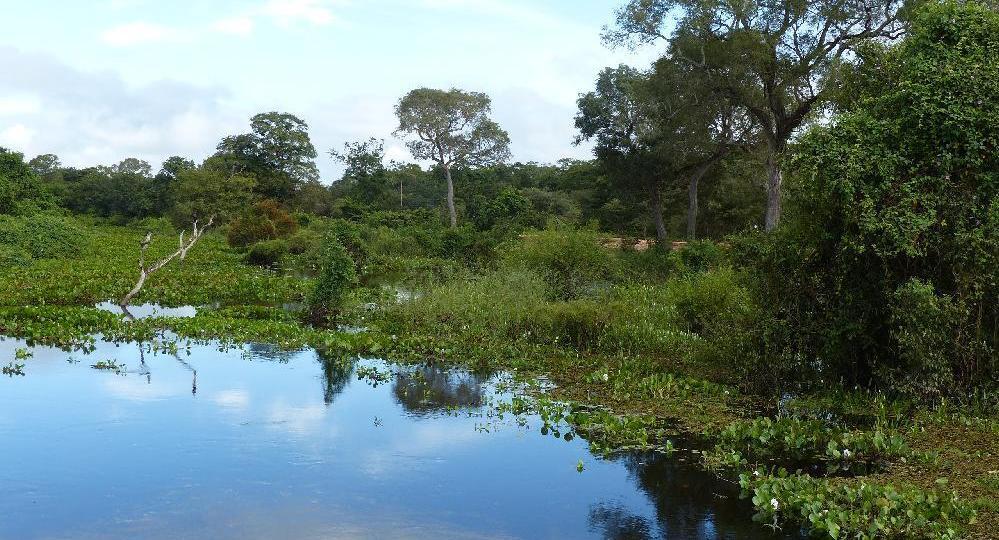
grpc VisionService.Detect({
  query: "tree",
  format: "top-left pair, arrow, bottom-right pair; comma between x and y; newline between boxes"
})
641,56 -> 754,239
752,0 -> 999,396
169,164 -> 257,226
27,154 -> 60,177
153,156 -> 196,212
606,0 -> 906,230
395,88 -> 511,227
330,138 -> 392,207
576,66 -> 673,242
114,157 -> 152,177
0,148 -> 54,215
214,112 -> 319,201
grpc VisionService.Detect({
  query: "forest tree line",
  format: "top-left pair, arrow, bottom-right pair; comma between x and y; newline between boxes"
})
1,0 -> 997,399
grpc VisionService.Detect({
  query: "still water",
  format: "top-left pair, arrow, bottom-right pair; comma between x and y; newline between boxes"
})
0,338 -> 795,539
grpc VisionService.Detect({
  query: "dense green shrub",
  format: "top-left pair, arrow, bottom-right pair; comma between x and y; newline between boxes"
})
0,149 -> 55,216
885,279 -> 963,399
0,245 -> 31,268
500,226 -> 619,299
227,199 -> 298,247
386,268 -> 549,335
0,214 -> 87,260
245,239 -> 290,267
739,1 -> 999,398
677,240 -> 727,272
308,237 -> 357,326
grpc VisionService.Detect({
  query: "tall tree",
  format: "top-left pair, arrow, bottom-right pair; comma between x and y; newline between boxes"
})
606,0 -> 906,230
330,138 -> 392,207
153,156 -> 196,211
395,88 -> 511,227
641,56 -> 754,239
576,66 -> 673,242
215,112 -> 319,201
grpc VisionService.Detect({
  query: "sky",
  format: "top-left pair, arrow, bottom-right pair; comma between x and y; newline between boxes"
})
0,0 -> 658,181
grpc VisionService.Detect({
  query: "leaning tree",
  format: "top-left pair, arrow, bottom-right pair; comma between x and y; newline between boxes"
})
394,88 -> 511,228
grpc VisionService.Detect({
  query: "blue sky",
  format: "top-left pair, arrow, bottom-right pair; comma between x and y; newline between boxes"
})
0,0 -> 657,180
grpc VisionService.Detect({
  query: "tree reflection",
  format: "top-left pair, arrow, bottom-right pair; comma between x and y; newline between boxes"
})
392,365 -> 486,415
588,451 -> 796,539
319,356 -> 353,406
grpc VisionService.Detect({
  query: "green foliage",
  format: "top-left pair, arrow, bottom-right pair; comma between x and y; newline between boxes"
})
752,1 -> 999,397
886,279 -> 963,399
170,167 -> 257,226
0,218 -> 306,307
245,239 -> 289,267
740,471 -> 975,539
708,417 -> 908,472
227,199 -> 298,247
308,237 -> 358,326
214,112 -> 319,201
0,214 -> 87,261
500,227 -> 619,299
0,148 -> 55,215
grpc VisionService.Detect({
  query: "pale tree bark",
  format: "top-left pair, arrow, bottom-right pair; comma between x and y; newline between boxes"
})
687,175 -> 700,241
764,143 -> 784,232
444,165 -> 457,228
649,181 -> 668,244
120,217 -> 215,309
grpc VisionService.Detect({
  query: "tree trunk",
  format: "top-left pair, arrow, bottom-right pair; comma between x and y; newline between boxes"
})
444,165 -> 457,228
650,183 -> 668,244
687,174 -> 700,241
764,146 -> 783,232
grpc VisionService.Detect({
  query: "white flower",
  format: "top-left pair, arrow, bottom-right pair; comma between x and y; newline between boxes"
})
753,470 -> 761,477
771,498 -> 779,511
843,448 -> 852,459
602,373 -> 609,382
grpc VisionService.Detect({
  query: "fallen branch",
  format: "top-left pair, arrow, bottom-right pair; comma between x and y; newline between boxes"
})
120,216 -> 215,309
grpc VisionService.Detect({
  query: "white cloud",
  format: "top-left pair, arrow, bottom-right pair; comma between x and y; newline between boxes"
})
101,21 -> 187,46
213,16 -> 255,36
0,124 -> 35,148
0,46 -> 243,168
213,389 -> 251,410
0,94 -> 42,116
261,0 -> 337,27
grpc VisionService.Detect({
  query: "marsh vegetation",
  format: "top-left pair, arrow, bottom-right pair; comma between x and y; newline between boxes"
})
1,1 -> 997,538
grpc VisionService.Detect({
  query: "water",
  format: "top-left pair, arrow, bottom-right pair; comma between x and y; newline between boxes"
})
0,338 -> 796,539
94,302 -> 198,319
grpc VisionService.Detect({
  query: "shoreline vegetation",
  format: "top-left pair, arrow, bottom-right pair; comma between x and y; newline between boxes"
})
1,1 -> 996,537
1,218 -> 995,538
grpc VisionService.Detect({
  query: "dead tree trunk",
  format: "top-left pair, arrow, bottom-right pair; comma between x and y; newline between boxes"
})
120,217 -> 215,309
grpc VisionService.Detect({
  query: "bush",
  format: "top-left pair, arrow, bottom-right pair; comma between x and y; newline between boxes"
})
885,279 -> 962,400
385,268 -> 549,337
245,239 -> 289,267
735,2 -> 999,398
500,226 -> 619,299
677,240 -> 727,272
0,245 -> 31,268
308,237 -> 357,326
0,149 -> 55,216
227,199 -> 298,248
0,214 -> 87,260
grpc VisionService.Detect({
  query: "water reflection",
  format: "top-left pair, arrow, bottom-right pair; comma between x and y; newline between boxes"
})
95,302 -> 198,319
0,339 -> 797,539
590,452 -> 799,539
393,364 -> 487,415
319,355 -> 353,406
